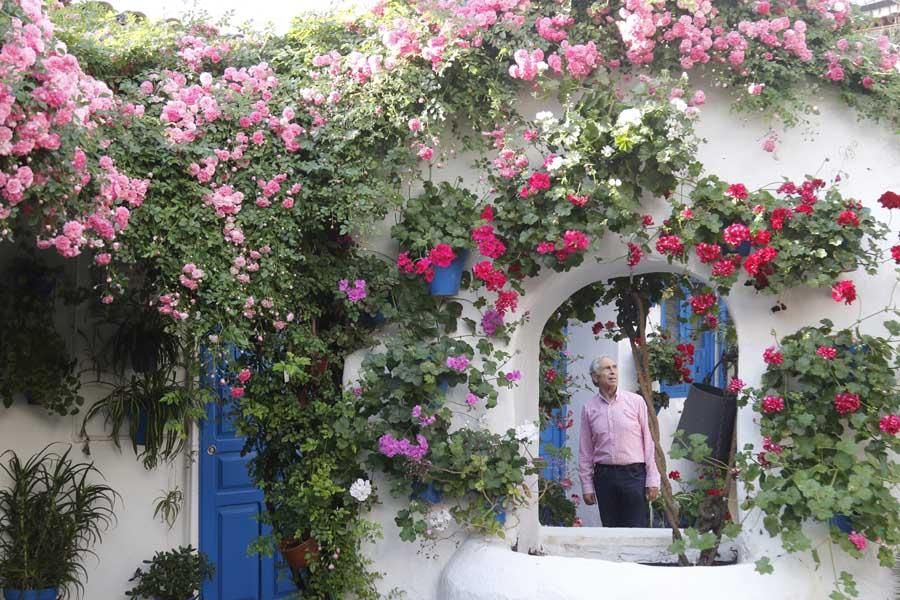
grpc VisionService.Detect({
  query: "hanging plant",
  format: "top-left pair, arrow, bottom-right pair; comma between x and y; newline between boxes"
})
662,176 -> 887,297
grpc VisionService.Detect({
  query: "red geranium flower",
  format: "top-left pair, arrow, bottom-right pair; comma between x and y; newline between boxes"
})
763,347 -> 784,365
834,391 -> 861,415
891,245 -> 900,263
761,395 -> 785,413
831,280 -> 857,305
726,183 -> 749,199
836,209 -> 860,227
878,190 -> 900,209
816,346 -> 837,360
879,415 -> 900,435
668,470 -> 681,481
527,171 -> 551,192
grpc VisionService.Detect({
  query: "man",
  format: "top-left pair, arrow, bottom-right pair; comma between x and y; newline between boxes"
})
578,355 -> 660,527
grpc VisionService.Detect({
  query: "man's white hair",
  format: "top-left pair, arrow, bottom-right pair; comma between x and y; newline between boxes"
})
589,355 -> 617,376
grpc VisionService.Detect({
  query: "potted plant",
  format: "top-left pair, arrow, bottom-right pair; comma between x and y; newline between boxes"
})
391,180 -> 479,296
125,545 -> 214,600
80,362 -> 211,470
0,255 -> 82,416
0,446 -> 118,600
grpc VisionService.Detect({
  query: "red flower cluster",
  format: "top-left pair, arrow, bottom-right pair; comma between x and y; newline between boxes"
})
816,346 -> 837,360
763,346 -> 784,365
471,224 -> 506,259
397,251 -> 435,282
655,234 -> 684,256
668,470 -> 681,481
878,190 -> 900,209
761,395 -> 785,414
879,414 -> 900,435
695,242 -> 722,264
495,289 -> 518,314
712,257 -> 738,278
769,207 -> 792,230
891,245 -> 900,263
520,171 -> 551,197
627,242 -> 643,267
689,293 -> 716,315
544,368 -> 557,383
743,246 -> 777,277
591,321 -> 604,335
673,342 -> 695,382
831,280 -> 857,305
836,209 -> 860,227
473,260 -> 507,291
833,391 -> 861,415
480,205 -> 495,221
723,223 -> 750,247
567,193 -> 588,207
762,436 -> 783,454
428,243 -> 456,268
726,377 -> 745,394
726,183 -> 748,199
641,214 -> 654,226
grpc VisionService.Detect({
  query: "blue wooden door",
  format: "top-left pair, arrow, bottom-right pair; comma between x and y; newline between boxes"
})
199,347 -> 296,600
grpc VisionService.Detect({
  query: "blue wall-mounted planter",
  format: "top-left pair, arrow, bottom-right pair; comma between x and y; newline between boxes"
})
829,514 -> 854,534
411,481 -> 443,504
134,407 -> 148,446
429,250 -> 468,296
3,588 -> 58,600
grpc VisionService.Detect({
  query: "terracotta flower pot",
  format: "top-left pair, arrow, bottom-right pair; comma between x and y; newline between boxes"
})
280,538 -> 319,571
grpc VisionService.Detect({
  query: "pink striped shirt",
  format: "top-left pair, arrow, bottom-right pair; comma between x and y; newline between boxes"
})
578,389 -> 660,495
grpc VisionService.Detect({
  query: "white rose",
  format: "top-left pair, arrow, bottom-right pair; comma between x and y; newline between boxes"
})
616,108 -> 643,128
349,478 -> 372,502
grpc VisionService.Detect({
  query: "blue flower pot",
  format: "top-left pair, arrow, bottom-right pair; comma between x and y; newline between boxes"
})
134,407 -> 148,446
429,250 -> 468,296
494,496 -> 507,525
829,514 -> 854,534
411,481 -> 443,504
3,588 -> 58,600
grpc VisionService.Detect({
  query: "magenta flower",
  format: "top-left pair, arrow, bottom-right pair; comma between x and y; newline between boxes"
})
446,355 -> 470,372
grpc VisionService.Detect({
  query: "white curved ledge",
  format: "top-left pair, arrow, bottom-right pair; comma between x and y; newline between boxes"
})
438,539 -> 816,600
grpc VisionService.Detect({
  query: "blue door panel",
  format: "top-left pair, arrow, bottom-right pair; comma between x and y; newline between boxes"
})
200,346 -> 297,600
218,505 -> 262,600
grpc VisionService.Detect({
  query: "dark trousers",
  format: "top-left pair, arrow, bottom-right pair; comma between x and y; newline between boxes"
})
592,463 -> 649,527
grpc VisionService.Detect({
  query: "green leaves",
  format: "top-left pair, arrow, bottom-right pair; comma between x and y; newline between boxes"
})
754,557 -> 774,575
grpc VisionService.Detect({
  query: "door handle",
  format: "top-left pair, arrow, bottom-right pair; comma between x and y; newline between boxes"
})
207,444 -> 217,455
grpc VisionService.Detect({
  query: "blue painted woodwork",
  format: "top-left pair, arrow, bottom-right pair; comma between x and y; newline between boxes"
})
659,294 -> 731,398
199,346 -> 296,600
539,326 -> 569,481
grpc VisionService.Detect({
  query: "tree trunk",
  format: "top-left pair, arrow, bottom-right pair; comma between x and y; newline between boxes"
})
629,291 -> 691,566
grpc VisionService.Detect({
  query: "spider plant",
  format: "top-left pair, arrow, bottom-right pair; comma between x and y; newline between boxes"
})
80,362 -> 211,470
0,445 -> 118,598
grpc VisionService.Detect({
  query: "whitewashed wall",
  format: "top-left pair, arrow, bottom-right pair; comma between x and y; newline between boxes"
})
350,83 -> 900,600
0,252 -> 195,600
1,77 -> 898,600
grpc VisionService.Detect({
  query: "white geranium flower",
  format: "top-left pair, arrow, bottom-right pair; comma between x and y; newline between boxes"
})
514,422 -> 539,443
535,110 -> 554,122
349,478 -> 372,502
546,156 -> 564,172
425,508 -> 453,533
616,108 -> 643,128
670,98 -> 687,112
601,145 -> 615,158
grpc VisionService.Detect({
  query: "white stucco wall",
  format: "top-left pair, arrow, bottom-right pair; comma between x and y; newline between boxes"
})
2,77 -> 898,600
0,253 -> 195,600
349,82 -> 900,599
